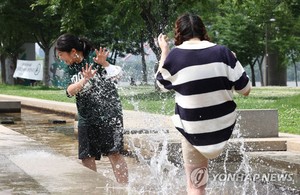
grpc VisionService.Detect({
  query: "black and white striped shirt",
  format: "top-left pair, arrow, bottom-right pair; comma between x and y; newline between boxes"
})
156,40 -> 251,159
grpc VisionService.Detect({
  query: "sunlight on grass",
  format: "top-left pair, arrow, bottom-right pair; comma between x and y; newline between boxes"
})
247,87 -> 300,97
119,86 -> 300,134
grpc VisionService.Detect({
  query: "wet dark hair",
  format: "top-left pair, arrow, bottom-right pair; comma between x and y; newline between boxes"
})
54,34 -> 94,58
174,13 -> 210,46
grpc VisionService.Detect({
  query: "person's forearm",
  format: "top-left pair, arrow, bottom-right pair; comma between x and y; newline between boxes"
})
67,78 -> 88,96
157,50 -> 169,73
102,61 -> 109,67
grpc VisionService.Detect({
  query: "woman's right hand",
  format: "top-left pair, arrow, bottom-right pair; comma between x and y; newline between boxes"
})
82,63 -> 97,81
156,34 -> 170,72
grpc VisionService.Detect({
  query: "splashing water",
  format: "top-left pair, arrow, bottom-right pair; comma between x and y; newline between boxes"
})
126,133 -> 186,194
2,86 -> 299,194
117,85 -> 186,194
206,114 -> 259,194
206,114 -> 297,195
117,85 -> 299,194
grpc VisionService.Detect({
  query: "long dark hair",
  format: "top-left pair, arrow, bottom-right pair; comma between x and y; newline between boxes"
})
54,34 -> 94,58
174,13 -> 210,46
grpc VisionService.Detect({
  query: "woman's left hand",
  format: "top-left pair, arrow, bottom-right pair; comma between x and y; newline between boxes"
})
93,47 -> 110,67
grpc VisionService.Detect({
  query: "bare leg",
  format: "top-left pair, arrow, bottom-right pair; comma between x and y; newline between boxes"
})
108,153 -> 128,184
184,162 -> 208,195
82,157 -> 97,172
181,137 -> 209,195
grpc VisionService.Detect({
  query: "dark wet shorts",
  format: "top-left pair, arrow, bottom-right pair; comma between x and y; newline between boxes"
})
78,117 -> 124,160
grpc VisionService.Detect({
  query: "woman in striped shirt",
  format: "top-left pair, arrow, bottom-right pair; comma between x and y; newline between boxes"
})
156,13 -> 251,194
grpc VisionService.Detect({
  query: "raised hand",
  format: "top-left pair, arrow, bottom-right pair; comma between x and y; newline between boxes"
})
93,47 -> 109,67
82,63 -> 97,81
157,33 -> 169,52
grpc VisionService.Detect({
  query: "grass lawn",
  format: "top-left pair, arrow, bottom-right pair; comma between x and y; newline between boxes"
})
0,84 -> 300,134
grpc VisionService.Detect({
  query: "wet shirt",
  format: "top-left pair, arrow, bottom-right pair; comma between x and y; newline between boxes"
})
64,53 -> 122,126
156,40 -> 251,159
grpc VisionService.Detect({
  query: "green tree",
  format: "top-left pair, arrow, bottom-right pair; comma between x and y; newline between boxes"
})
31,0 -> 212,86
211,1 -> 264,86
4,0 -> 298,88
258,0 -> 300,86
0,0 -> 35,84
210,0 -> 300,86
110,0 -> 212,85
31,0 -> 62,86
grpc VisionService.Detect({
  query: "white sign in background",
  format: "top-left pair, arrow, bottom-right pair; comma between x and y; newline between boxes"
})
13,60 -> 43,81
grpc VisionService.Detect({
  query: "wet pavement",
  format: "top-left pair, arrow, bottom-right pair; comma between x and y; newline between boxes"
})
0,124 -> 130,195
0,95 -> 185,195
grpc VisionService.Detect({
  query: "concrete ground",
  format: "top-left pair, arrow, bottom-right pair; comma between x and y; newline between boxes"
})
0,94 -> 300,194
0,125 -> 128,194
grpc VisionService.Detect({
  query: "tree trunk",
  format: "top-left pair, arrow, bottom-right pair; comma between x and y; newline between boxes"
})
258,56 -> 265,86
108,49 -> 117,65
5,57 -> 14,85
292,57 -> 298,87
138,1 -> 171,90
268,52 -> 287,86
250,62 -> 256,87
11,55 -> 18,85
43,47 -> 50,87
140,37 -> 148,84
154,61 -> 160,91
0,55 -> 6,84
